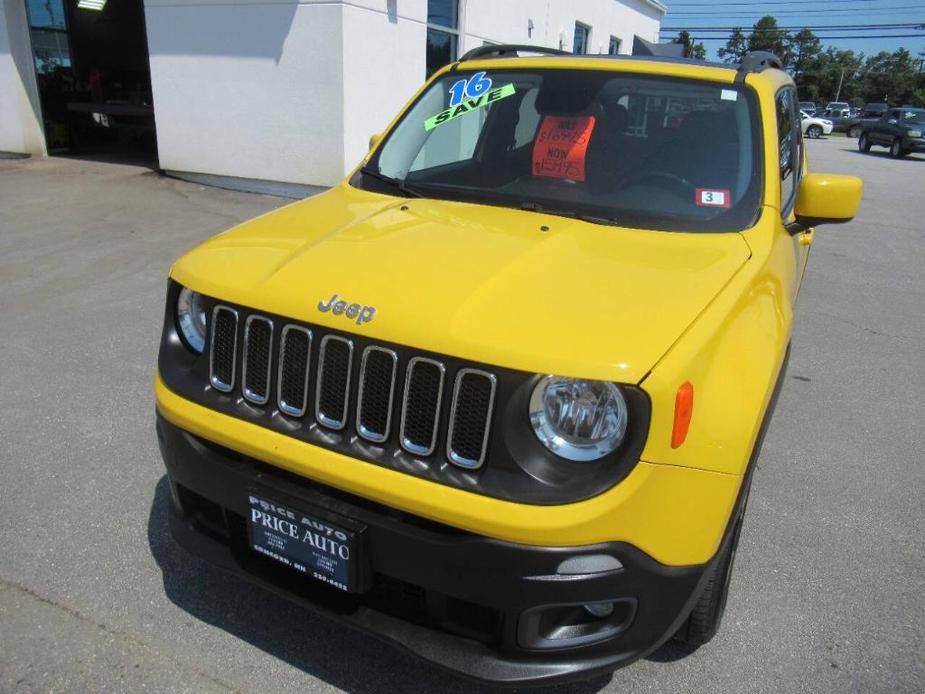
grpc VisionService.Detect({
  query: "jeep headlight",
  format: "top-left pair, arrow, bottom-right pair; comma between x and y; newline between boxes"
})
908,130 -> 922,138
529,376 -> 629,461
176,286 -> 207,353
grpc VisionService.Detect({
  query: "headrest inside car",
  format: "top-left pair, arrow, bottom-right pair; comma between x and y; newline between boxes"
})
534,74 -> 601,115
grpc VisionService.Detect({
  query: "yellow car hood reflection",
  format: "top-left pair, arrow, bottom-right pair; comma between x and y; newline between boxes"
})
170,185 -> 752,383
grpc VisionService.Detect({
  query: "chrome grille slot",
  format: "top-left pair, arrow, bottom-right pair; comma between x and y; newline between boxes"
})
209,306 -> 238,392
277,325 -> 312,417
315,335 -> 353,430
242,315 -> 273,404
447,369 -> 496,469
400,357 -> 445,456
356,346 -> 398,443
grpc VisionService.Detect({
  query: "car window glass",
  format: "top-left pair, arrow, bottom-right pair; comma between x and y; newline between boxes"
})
371,70 -> 763,233
405,89 -> 487,170
513,88 -> 541,147
776,88 -> 799,214
790,94 -> 803,189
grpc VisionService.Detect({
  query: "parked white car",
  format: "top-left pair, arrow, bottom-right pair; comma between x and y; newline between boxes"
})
801,111 -> 833,138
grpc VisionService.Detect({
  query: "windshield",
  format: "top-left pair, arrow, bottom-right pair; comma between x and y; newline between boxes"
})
357,69 -> 763,233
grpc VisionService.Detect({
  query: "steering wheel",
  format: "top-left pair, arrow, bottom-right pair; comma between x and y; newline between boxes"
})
627,171 -> 698,197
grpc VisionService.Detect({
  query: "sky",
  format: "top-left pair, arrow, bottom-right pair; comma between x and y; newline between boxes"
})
656,0 -> 925,61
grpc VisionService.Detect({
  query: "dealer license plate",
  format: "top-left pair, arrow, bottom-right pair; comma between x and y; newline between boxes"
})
247,494 -> 359,592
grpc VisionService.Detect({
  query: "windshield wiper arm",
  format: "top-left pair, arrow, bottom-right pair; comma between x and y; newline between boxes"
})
520,201 -> 575,217
520,201 -> 620,227
359,167 -> 422,198
575,214 -> 622,227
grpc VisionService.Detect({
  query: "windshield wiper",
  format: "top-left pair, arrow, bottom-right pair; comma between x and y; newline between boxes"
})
520,201 -> 621,227
359,167 -> 422,198
575,214 -> 622,227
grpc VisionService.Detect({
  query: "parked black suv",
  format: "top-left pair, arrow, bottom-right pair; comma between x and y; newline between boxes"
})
858,108 -> 925,158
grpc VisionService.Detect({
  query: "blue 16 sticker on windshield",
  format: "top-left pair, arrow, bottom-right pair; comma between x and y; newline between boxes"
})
448,71 -> 492,107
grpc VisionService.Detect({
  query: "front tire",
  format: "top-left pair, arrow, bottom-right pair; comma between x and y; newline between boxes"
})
806,125 -> 823,139
673,485 -> 749,646
890,138 -> 907,159
858,133 -> 871,152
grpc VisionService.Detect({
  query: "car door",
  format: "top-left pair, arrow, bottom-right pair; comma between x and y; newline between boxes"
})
884,109 -> 903,142
872,111 -> 896,144
775,87 -> 811,300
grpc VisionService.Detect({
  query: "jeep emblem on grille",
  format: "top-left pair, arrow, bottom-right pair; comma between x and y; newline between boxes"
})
317,293 -> 376,325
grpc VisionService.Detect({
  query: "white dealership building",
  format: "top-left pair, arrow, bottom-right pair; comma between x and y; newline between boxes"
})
1,0 -> 666,190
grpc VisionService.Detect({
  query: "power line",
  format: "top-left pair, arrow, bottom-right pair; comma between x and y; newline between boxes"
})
667,5 -> 922,15
669,0 -> 890,5
687,33 -> 925,39
663,23 -> 925,31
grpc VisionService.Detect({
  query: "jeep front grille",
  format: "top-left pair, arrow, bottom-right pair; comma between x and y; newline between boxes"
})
400,358 -> 445,456
315,335 -> 353,430
209,306 -> 238,392
206,309 -> 496,469
242,316 -> 273,404
356,347 -> 398,443
447,369 -> 497,469
277,325 -> 312,417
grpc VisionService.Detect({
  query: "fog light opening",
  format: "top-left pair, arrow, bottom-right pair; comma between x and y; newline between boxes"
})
583,601 -> 615,619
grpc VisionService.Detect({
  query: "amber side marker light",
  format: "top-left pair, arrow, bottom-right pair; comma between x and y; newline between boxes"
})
671,382 -> 694,449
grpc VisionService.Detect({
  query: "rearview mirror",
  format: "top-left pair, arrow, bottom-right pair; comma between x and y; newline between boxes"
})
369,132 -> 383,151
791,173 -> 863,230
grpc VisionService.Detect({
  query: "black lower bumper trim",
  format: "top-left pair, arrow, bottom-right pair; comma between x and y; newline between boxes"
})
156,411 -> 712,686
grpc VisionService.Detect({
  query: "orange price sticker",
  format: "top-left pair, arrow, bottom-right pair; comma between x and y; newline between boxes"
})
532,115 -> 597,182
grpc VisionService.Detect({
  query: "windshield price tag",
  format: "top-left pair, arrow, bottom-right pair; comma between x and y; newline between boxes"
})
696,188 -> 731,208
424,83 -> 516,131
532,115 -> 596,182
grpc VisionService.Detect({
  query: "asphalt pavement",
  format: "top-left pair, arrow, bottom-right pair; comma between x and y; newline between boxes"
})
1,140 -> 923,694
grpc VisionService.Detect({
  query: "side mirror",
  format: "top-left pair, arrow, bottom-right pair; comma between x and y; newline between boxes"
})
791,173 -> 863,231
369,132 -> 383,151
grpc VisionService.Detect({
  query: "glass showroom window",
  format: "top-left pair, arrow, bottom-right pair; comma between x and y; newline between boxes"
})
573,22 -> 591,54
609,35 -> 622,55
426,0 -> 460,78
25,0 -> 72,74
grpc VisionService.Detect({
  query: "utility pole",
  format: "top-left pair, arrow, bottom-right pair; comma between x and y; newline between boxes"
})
834,68 -> 846,102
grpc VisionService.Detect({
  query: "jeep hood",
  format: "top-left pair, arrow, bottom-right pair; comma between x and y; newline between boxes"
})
171,185 -> 751,383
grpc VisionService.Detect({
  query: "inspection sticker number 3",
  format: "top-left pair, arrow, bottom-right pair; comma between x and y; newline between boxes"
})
424,72 -> 516,131
696,188 -> 732,208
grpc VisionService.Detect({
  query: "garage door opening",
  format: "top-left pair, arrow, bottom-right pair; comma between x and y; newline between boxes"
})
24,0 -> 157,165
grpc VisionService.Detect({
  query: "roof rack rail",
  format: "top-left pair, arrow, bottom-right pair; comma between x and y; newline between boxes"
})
458,44 -> 569,63
735,51 -> 784,82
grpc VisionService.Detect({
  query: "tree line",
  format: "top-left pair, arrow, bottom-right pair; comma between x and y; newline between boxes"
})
673,17 -> 925,107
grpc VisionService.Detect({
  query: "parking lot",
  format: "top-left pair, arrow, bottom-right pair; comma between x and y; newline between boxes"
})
1,138 -> 923,694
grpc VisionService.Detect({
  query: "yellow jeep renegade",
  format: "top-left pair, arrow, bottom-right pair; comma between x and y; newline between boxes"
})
155,47 -> 862,685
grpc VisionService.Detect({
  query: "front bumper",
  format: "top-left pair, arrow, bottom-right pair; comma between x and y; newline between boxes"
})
156,413 -> 714,686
